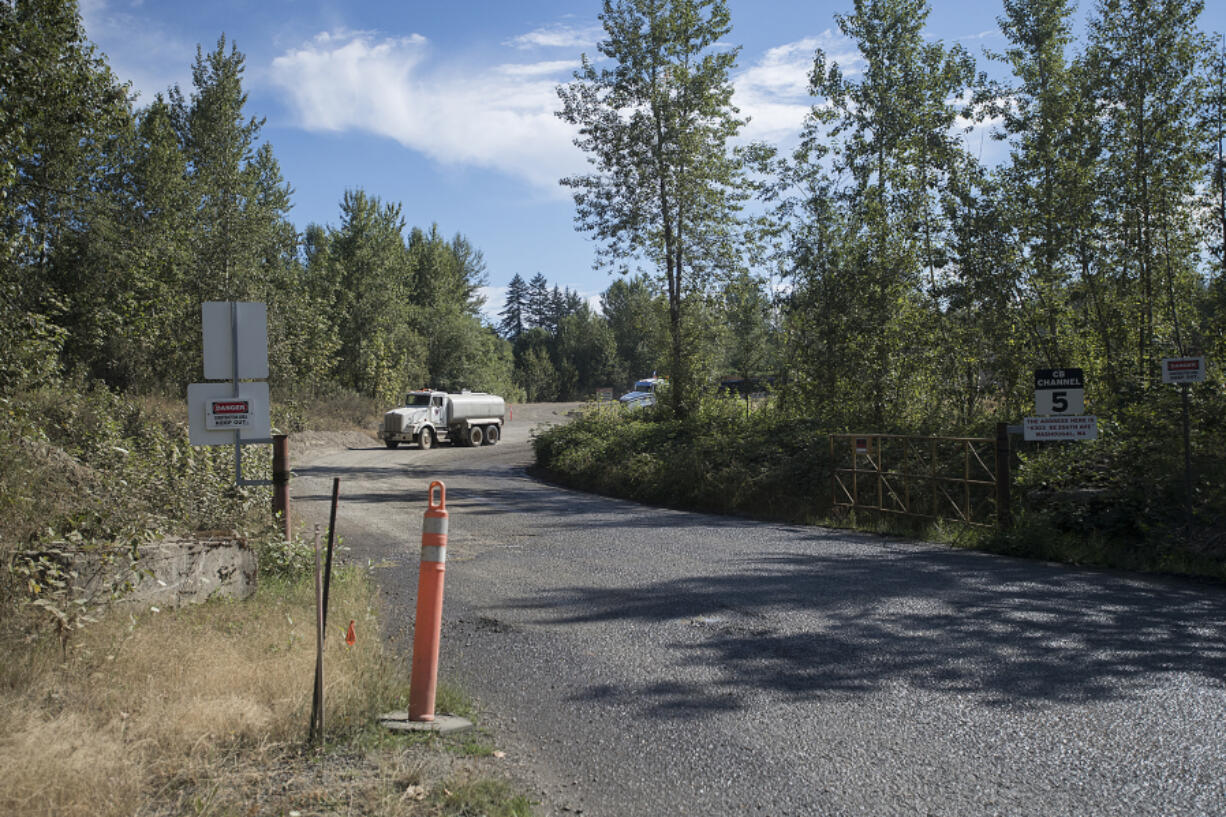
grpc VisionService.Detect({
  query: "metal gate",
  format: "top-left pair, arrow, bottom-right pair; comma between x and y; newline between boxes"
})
830,429 -> 1011,528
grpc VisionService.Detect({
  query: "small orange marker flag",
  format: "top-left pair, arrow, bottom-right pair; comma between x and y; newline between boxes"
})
345,619 -> 356,646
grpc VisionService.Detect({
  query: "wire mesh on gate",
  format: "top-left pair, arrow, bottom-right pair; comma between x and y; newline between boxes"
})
829,433 -> 1001,527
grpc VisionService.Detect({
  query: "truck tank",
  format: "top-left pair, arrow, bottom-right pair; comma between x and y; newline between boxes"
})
446,393 -> 506,422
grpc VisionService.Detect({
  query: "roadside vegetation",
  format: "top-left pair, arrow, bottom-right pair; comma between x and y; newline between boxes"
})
534,392 -> 1226,581
0,385 -> 534,816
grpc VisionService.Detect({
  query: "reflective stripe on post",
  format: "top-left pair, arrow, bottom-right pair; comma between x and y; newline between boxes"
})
409,481 -> 448,722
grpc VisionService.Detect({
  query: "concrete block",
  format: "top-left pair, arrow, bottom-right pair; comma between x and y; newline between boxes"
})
71,535 -> 257,608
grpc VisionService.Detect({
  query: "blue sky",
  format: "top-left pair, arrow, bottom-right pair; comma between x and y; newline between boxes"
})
78,0 -> 1226,323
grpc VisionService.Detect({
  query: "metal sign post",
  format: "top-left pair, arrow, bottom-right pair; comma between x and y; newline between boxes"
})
1162,357 -> 1208,531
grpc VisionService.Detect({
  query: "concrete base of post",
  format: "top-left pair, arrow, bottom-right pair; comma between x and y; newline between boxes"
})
378,710 -> 472,735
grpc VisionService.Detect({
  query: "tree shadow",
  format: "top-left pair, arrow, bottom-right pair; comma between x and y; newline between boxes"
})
513,544 -> 1226,714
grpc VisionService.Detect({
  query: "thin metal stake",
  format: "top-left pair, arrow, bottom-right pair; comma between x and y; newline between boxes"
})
232,301 -> 241,486
322,478 -> 340,634
309,525 -> 325,745
1182,383 -> 1193,535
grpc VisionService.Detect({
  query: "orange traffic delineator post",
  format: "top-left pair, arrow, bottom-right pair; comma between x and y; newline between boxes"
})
409,481 -> 448,722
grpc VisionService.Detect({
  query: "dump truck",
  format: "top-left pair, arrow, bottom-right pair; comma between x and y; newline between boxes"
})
378,390 -> 507,450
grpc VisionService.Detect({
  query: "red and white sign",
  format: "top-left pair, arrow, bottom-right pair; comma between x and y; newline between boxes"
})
1023,415 -> 1098,442
1161,357 -> 1206,384
206,398 -> 252,430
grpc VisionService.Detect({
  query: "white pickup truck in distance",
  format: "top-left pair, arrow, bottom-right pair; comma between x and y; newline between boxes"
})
379,390 -> 507,450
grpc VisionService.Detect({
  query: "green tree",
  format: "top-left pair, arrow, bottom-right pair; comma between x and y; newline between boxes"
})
986,0 -> 1079,365
792,0 -> 976,425
514,328 -> 560,401
719,272 -> 775,379
526,272 -> 552,330
325,190 -> 425,400
557,0 -> 748,414
178,36 -> 279,302
556,306 -> 619,399
601,274 -> 667,386
1085,0 -> 1207,387
0,0 -> 128,393
499,273 -> 529,339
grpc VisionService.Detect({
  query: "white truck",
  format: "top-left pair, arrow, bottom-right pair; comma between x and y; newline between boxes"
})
379,390 -> 507,450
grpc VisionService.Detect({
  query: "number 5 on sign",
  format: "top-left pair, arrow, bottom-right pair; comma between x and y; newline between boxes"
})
1037,388 -> 1084,415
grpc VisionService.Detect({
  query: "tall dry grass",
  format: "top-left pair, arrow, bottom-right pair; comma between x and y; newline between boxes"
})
0,568 -> 410,817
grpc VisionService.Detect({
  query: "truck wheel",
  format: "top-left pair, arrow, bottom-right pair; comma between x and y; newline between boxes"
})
385,440 -> 399,449
483,425 -> 499,445
468,425 -> 484,446
419,427 -> 434,450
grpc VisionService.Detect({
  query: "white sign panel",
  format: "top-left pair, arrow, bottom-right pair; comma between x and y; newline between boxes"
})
1034,368 -> 1085,416
1023,415 -> 1098,442
202,302 -> 269,381
188,382 -> 271,446
1161,357 -> 1206,384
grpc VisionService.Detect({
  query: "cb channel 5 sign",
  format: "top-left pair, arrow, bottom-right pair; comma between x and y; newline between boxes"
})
1034,368 -> 1084,416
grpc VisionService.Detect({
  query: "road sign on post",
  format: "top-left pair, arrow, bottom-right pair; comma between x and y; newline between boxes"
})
1161,357 -> 1206,384
1161,356 -> 1209,531
188,382 -> 271,445
1025,367 -> 1097,441
189,302 -> 274,491
1033,368 -> 1084,416
1023,415 -> 1098,441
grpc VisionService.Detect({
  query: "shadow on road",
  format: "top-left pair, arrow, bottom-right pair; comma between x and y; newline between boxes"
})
512,538 -> 1226,715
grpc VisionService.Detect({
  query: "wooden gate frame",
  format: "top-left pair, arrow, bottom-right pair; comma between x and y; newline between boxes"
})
830,424 -> 1012,528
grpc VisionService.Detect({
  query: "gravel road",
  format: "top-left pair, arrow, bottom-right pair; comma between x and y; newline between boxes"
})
292,403 -> 1226,817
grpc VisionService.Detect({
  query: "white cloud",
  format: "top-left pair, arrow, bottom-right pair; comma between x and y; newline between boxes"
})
271,30 -> 587,191
733,31 -> 860,146
496,59 -> 580,78
505,24 -> 602,51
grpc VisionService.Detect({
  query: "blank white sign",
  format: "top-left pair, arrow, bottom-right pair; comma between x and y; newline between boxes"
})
202,302 -> 269,381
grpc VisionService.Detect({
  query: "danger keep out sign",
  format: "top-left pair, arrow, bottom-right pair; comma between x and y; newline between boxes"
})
206,398 -> 253,430
1162,357 -> 1206,384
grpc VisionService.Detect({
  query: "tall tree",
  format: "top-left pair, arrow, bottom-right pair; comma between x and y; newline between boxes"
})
558,0 -> 748,414
719,272 -> 775,379
793,0 -> 976,425
178,35 -> 286,304
0,0 -> 128,393
987,0 -> 1079,365
325,190 -> 425,399
1086,0 -> 1207,386
499,273 -> 529,339
1201,34 -> 1226,280
526,272 -> 552,330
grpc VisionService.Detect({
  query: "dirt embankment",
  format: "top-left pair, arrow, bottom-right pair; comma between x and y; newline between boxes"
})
289,429 -> 379,461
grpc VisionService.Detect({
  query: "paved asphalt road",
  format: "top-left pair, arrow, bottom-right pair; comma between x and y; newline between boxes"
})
292,404 -> 1226,817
